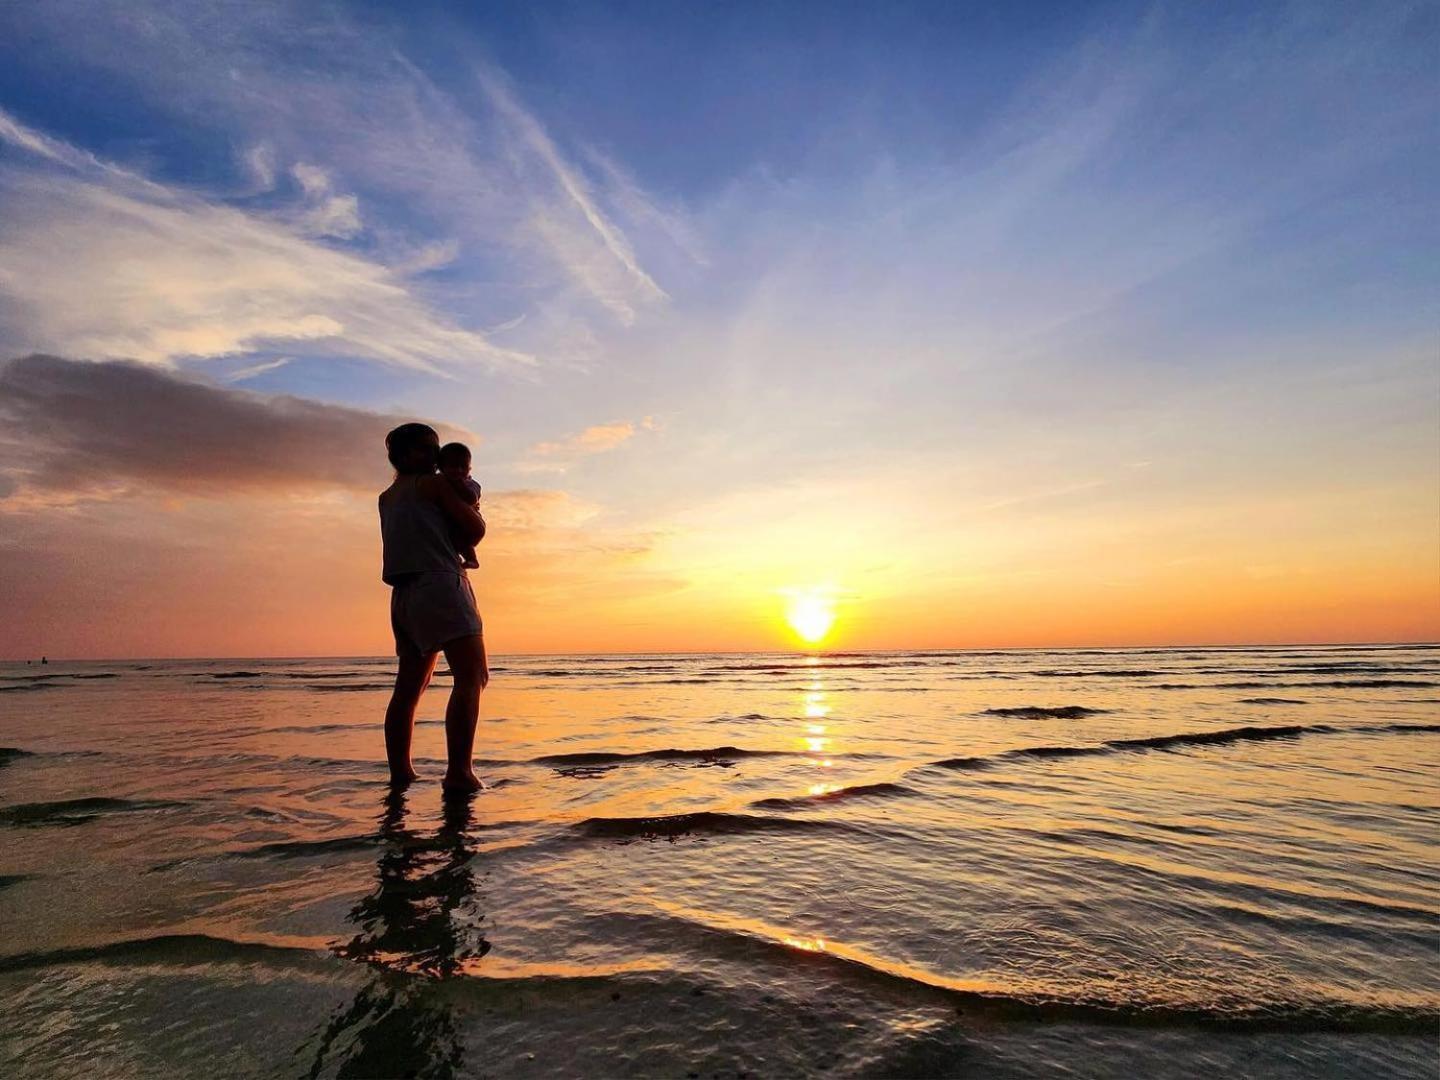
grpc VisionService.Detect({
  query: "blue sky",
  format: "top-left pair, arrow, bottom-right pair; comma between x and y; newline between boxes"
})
0,0 -> 1436,654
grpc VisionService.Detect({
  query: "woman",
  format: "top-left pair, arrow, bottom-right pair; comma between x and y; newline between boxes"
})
378,422 -> 488,792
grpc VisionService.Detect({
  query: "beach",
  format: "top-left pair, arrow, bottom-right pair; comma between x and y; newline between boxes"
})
0,645 -> 1436,1078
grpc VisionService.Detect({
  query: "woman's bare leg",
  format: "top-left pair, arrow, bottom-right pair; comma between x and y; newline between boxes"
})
439,634 -> 488,793
385,650 -> 437,785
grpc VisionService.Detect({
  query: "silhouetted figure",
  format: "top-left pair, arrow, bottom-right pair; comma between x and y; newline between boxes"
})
378,423 -> 489,792
305,790 -> 489,1078
438,441 -> 484,570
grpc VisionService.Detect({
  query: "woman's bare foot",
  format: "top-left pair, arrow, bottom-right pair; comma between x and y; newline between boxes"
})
389,765 -> 420,786
441,770 -> 486,794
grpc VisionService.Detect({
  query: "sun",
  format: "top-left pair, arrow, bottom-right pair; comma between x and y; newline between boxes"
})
783,588 -> 837,646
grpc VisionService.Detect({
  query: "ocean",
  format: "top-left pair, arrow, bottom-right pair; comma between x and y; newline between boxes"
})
0,645 -> 1436,1078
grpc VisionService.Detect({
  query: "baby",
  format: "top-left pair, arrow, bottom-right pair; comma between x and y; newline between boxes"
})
438,441 -> 483,569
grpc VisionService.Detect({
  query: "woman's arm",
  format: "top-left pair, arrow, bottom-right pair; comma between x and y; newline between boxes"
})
418,474 -> 486,545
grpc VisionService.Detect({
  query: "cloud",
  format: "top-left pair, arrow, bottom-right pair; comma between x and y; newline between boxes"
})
533,422 -> 637,456
0,105 -> 116,173
480,488 -> 602,535
0,4 -> 689,357
290,163 -> 362,239
393,239 -> 462,278
0,109 -> 532,373
0,353 -> 469,500
0,356 -> 669,657
224,357 -> 290,382
241,143 -> 277,192
521,417 -> 654,472
473,66 -> 668,325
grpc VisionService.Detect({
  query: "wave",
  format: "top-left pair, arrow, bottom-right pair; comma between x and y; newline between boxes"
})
0,933 -> 331,976
186,675 -> 396,692
701,660 -> 929,672
574,810 -> 839,841
0,747 -> 34,767
500,658 -> 932,676
1108,724 -> 1320,751
553,764 -> 617,779
8,905 -> 1425,1036
1027,669 -> 1167,678
1193,663 -> 1440,677
264,722 -> 375,735
982,705 -> 1109,720
1238,697 -> 1306,705
238,834 -> 383,860
536,746 -> 794,767
598,908 -> 1439,1036
0,796 -> 187,827
1155,679 -> 1437,690
929,721 -> 1440,772
498,663 -> 685,676
1002,744 -> 1105,761
2,671 -> 123,682
0,682 -> 56,692
301,682 -> 395,692
751,781 -> 915,809
149,833 -> 383,872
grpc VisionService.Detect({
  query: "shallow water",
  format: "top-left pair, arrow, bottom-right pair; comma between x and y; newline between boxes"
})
1,646 -> 1436,1078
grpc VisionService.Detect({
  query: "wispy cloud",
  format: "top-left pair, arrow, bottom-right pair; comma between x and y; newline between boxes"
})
224,357 -> 290,382
0,2 -> 687,352
0,109 -> 533,373
521,417 -> 655,473
0,105 -> 124,175
289,163 -> 362,239
474,66 -> 668,325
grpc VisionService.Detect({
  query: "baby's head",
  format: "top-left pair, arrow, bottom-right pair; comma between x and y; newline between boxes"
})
438,441 -> 472,480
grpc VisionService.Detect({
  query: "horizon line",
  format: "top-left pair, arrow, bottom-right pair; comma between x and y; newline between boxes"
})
4,639 -> 1438,664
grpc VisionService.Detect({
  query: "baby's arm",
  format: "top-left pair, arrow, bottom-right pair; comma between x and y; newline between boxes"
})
443,473 -> 480,506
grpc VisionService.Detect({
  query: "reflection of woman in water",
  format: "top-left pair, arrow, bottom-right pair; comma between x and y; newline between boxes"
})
305,790 -> 488,1078
378,423 -> 489,792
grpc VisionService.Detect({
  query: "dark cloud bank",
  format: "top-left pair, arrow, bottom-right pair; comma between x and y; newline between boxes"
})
0,354 -> 458,496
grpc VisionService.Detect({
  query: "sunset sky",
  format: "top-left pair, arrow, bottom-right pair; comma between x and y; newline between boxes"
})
0,1 -> 1436,658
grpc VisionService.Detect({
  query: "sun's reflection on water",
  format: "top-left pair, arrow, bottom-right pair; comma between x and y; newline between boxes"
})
793,676 -> 842,796
804,691 -> 830,719
782,935 -> 829,953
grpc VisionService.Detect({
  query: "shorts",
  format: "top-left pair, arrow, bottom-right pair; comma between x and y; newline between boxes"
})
390,571 -> 483,657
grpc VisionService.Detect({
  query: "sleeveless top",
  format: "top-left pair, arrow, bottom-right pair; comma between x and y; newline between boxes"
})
378,475 -> 462,585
